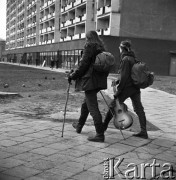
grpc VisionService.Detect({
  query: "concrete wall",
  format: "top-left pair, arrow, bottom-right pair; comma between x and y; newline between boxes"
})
101,36 -> 175,76
120,0 -> 176,41
5,35 -> 176,76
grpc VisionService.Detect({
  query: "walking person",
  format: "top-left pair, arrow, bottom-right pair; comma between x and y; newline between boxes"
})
50,57 -> 55,69
56,57 -> 59,69
35,58 -> 39,66
103,40 -> 148,139
68,31 -> 108,142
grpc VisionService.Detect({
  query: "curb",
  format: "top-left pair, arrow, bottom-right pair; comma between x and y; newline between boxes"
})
0,92 -> 22,98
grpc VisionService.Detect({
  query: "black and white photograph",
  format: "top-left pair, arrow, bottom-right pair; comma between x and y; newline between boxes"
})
0,0 -> 176,179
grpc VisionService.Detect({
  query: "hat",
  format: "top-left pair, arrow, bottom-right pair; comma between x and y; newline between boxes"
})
120,40 -> 131,51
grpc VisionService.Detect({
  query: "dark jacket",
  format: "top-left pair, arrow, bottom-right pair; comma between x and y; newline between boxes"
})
115,51 -> 140,97
71,42 -> 108,91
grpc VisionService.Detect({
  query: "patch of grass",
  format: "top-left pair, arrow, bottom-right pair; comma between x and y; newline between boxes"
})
151,75 -> 176,95
0,63 -> 66,93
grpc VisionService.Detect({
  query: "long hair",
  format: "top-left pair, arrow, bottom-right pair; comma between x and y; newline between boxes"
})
85,31 -> 105,50
120,40 -> 135,55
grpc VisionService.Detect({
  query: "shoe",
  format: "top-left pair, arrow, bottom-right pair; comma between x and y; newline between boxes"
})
72,122 -> 82,134
133,131 -> 148,139
87,134 -> 105,142
72,122 -> 77,129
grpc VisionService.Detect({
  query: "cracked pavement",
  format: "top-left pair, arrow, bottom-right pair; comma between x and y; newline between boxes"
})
0,63 -> 176,180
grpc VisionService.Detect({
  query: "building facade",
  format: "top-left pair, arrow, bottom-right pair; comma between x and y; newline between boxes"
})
0,39 -> 6,61
5,0 -> 176,75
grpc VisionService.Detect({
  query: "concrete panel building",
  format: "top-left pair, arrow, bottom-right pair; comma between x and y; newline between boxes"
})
0,39 -> 6,61
5,0 -> 176,75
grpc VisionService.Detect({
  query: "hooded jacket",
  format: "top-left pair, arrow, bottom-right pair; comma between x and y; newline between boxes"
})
115,51 -> 140,97
71,42 -> 108,91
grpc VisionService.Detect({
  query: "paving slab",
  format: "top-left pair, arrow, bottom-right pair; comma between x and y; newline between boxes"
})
0,62 -> 176,180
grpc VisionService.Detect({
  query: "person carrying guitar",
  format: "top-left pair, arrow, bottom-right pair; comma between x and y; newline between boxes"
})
103,40 -> 148,139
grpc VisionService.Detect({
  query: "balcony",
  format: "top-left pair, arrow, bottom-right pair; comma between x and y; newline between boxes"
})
65,20 -> 72,26
48,26 -> 54,31
105,6 -> 111,14
43,16 -> 47,21
65,3 -> 73,11
32,11 -> 37,16
73,18 -> 77,24
32,22 -> 37,27
81,32 -> 85,38
104,27 -> 110,35
97,8 -> 103,16
61,29 -> 67,39
75,17 -> 80,23
82,14 -> 86,21
43,28 -> 47,33
63,36 -> 71,41
44,2 -> 47,8
74,0 -> 81,6
68,9 -> 75,21
68,26 -> 75,36
40,5 -> 44,10
48,0 -> 54,5
72,34 -> 79,40
61,8 -> 64,13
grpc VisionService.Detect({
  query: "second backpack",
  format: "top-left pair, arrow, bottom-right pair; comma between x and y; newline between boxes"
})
131,60 -> 154,89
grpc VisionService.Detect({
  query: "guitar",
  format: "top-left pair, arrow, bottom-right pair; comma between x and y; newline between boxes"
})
111,80 -> 133,130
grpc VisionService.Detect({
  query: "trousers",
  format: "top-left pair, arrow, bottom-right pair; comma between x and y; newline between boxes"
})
104,92 -> 147,132
77,89 -> 104,134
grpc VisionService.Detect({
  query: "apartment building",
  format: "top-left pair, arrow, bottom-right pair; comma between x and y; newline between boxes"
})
0,38 -> 6,60
6,0 -> 176,75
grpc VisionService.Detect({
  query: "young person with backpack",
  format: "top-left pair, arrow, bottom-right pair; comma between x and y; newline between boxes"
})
103,40 -> 149,139
68,31 -> 109,142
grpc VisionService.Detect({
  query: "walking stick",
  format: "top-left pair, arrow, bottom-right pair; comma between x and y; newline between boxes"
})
61,82 -> 71,137
99,91 -> 125,140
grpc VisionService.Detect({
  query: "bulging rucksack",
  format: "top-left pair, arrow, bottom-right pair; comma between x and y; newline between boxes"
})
131,60 -> 154,89
93,52 -> 115,72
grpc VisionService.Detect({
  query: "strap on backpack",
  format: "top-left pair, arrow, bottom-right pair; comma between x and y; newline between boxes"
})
134,58 -> 141,63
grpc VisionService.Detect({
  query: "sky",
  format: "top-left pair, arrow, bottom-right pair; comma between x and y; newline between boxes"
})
0,0 -> 6,40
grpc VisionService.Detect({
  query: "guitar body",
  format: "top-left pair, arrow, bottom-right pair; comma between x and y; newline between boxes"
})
113,97 -> 133,130
111,80 -> 133,130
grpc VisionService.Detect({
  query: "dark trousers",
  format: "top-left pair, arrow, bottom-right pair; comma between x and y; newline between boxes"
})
77,89 -> 104,134
104,92 -> 147,132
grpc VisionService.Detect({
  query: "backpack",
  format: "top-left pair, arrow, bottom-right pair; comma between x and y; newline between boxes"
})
93,52 -> 115,72
131,60 -> 154,89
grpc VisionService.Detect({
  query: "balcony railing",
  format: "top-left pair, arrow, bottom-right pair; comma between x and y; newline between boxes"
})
105,6 -> 111,13
104,27 -> 110,35
97,8 -> 103,16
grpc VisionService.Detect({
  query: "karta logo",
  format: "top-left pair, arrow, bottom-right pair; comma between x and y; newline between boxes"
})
103,158 -> 175,179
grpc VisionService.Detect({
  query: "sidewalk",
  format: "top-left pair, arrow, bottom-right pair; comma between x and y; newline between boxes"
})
0,62 -> 176,180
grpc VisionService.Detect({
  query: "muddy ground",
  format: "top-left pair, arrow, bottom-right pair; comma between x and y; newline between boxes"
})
0,64 -> 110,127
0,63 -> 160,132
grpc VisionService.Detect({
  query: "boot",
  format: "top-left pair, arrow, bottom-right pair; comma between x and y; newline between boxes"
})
133,131 -> 148,139
87,133 -> 105,142
72,122 -> 82,134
